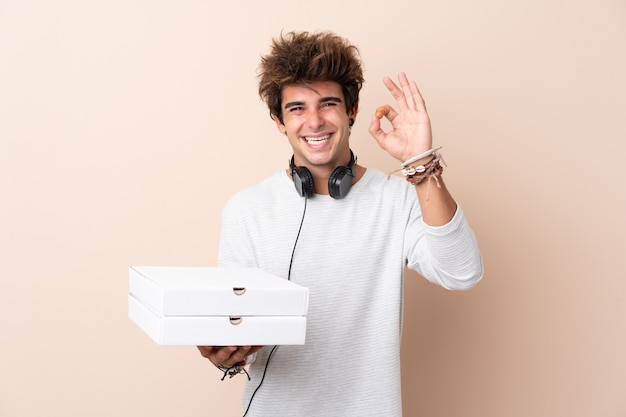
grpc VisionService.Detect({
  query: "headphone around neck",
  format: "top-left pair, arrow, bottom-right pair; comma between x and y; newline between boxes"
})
289,150 -> 357,199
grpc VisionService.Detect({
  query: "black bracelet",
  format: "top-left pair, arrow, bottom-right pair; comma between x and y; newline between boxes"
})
216,361 -> 250,381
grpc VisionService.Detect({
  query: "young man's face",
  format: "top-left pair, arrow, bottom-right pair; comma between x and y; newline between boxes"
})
274,81 -> 356,173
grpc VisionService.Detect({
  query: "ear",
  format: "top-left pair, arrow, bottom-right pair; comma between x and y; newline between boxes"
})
272,114 -> 287,135
349,104 -> 359,120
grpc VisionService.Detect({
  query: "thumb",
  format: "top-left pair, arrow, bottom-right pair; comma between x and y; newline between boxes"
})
368,114 -> 386,145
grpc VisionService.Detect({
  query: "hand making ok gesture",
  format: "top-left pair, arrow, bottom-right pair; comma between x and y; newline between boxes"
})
368,72 -> 433,163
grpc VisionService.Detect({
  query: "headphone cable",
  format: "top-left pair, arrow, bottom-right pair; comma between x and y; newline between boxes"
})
242,195 -> 308,417
287,195 -> 307,282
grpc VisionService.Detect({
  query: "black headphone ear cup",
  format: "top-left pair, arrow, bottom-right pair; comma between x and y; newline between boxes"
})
328,166 -> 352,199
292,166 -> 315,198
289,150 -> 356,199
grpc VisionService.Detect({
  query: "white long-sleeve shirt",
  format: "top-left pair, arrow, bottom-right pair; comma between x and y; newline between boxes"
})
218,168 -> 483,417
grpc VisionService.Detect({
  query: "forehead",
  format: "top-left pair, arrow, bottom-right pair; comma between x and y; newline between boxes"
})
281,81 -> 344,104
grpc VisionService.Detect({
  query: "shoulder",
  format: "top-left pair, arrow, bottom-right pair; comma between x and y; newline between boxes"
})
223,171 -> 297,215
354,168 -> 417,201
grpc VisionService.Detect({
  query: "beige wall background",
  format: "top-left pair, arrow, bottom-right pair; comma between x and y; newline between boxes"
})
1,0 -> 624,416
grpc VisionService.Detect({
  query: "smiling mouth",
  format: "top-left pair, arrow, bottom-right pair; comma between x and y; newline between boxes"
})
303,134 -> 330,143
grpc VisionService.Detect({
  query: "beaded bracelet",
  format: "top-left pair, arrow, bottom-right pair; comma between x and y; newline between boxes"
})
404,150 -> 446,200
387,146 -> 443,179
404,151 -> 444,185
401,155 -> 435,177
406,162 -> 443,186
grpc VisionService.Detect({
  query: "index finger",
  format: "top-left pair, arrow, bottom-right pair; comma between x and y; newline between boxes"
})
197,345 -> 216,357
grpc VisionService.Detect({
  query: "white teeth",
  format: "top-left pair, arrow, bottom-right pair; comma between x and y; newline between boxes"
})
304,135 -> 329,143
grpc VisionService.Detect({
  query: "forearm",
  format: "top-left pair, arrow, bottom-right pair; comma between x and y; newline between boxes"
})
414,175 -> 458,226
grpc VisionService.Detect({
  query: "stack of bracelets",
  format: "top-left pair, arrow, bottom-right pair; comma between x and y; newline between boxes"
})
388,147 -> 446,198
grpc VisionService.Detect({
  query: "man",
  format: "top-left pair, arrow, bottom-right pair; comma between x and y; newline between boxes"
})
198,31 -> 483,416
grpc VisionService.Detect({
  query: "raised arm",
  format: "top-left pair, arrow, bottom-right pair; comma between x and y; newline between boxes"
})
369,72 -> 457,226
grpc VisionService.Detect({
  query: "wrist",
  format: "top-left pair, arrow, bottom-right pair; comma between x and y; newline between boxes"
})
401,146 -> 441,167
403,149 -> 446,200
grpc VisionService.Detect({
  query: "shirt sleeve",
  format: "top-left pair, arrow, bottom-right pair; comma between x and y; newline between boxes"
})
406,204 -> 484,290
217,196 -> 258,268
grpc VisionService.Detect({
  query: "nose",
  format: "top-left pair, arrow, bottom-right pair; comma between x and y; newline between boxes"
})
305,109 -> 324,129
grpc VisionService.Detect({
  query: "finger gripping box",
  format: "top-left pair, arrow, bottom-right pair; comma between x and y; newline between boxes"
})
128,266 -> 308,346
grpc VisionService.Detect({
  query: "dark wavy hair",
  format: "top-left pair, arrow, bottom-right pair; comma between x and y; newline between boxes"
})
257,31 -> 364,124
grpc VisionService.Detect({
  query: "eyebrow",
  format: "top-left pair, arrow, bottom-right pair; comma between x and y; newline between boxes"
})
283,96 -> 343,110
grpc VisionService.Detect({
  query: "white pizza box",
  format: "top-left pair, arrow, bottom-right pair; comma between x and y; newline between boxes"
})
128,266 -> 309,316
128,295 -> 307,346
